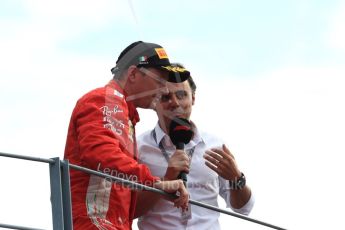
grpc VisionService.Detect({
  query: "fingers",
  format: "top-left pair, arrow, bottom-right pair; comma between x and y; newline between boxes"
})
203,151 -> 225,178
165,150 -> 190,180
204,160 -> 219,173
204,146 -> 226,171
172,180 -> 189,210
204,150 -> 222,164
204,144 -> 236,166
203,145 -> 241,180
222,144 -> 235,158
204,149 -> 226,171
170,150 -> 190,166
208,146 -> 233,160
155,180 -> 189,210
173,150 -> 190,160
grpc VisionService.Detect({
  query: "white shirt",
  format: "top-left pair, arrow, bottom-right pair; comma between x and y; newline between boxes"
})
137,123 -> 255,230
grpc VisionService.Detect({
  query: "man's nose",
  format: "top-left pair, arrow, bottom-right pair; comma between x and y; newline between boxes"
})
169,94 -> 179,107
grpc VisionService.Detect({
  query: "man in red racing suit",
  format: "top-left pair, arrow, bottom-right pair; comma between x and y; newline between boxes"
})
64,41 -> 190,230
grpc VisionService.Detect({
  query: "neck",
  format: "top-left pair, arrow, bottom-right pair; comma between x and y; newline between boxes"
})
158,119 -> 169,134
113,78 -> 137,104
114,78 -> 126,90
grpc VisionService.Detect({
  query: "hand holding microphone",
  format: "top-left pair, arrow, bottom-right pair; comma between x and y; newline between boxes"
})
164,150 -> 190,181
167,117 -> 193,186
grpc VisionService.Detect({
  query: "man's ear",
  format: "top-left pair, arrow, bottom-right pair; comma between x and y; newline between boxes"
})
192,92 -> 196,105
127,65 -> 137,83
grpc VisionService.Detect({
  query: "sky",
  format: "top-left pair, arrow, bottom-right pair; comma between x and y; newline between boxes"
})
1,0 -> 345,229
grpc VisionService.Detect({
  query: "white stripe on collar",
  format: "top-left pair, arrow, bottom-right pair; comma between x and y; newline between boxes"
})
114,89 -> 124,98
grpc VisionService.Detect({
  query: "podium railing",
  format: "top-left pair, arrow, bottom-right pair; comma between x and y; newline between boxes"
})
0,152 -> 286,230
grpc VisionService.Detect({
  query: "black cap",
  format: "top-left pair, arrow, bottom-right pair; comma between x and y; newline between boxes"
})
111,41 -> 190,83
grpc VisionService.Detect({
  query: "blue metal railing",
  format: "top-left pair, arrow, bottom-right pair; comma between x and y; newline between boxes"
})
0,152 -> 73,230
0,152 -> 286,230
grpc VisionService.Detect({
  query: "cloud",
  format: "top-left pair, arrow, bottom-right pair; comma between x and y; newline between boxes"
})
328,1 -> 345,52
1,1 -> 345,229
21,0 -> 131,27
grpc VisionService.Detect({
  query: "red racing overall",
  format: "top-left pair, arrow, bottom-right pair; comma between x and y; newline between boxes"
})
64,80 -> 159,230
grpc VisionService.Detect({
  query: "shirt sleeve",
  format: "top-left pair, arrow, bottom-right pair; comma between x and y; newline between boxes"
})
74,91 -> 159,185
218,176 -> 255,215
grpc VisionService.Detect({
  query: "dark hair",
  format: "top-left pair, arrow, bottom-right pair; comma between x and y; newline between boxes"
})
171,63 -> 196,93
116,41 -> 143,65
112,41 -> 143,79
187,75 -> 196,93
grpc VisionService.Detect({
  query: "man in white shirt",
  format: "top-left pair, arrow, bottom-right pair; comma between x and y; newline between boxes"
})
135,64 -> 254,230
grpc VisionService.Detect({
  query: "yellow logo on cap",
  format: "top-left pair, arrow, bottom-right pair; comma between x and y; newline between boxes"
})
161,66 -> 187,73
155,48 -> 168,59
